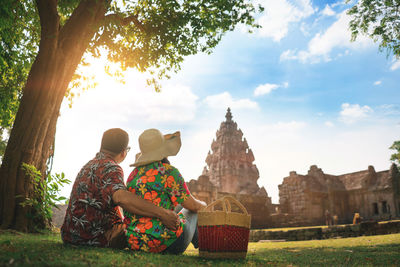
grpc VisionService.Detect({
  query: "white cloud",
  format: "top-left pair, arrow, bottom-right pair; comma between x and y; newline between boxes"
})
254,81 -> 289,97
321,4 -> 335,16
300,22 -> 311,36
377,104 -> 400,116
125,84 -> 198,123
331,1 -> 347,8
254,83 -> 279,96
257,0 -> 316,41
339,103 -> 373,124
204,92 -> 259,110
273,121 -> 307,131
65,55 -> 199,124
261,121 -> 307,131
325,121 -> 334,127
374,80 -> 382,86
280,49 -> 301,61
65,77 -> 198,124
391,60 -> 400,71
280,10 -> 374,63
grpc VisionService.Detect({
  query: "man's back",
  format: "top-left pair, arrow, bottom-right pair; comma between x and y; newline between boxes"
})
61,152 -> 126,247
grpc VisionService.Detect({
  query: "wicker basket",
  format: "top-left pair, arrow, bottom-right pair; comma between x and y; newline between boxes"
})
198,196 -> 251,259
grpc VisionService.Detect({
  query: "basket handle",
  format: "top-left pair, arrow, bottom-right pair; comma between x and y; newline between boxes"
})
222,196 -> 248,215
202,198 -> 227,212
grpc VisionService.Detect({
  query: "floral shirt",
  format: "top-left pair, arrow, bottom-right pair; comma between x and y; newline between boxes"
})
124,161 -> 190,253
61,152 -> 126,247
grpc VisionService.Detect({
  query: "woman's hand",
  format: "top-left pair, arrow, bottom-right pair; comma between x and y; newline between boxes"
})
197,200 -> 207,210
182,195 -> 207,212
159,209 -> 180,230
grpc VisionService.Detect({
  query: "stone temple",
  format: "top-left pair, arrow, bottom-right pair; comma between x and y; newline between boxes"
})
188,107 -> 400,228
187,108 -> 273,228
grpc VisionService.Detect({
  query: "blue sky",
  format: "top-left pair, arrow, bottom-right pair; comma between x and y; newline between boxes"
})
53,0 -> 400,203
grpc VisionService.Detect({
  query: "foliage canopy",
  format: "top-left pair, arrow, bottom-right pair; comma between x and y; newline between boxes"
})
89,0 -> 261,87
0,1 -> 40,158
347,0 -> 400,59
0,0 -> 262,231
0,0 -> 261,156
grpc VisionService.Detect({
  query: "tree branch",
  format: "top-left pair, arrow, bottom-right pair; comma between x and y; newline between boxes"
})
35,0 -> 60,52
105,13 -> 146,33
59,0 -> 107,54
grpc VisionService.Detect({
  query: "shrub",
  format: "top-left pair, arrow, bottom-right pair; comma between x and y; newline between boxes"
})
19,163 -> 71,230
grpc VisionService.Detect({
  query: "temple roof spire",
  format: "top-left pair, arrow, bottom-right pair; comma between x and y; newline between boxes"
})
225,107 -> 232,122
203,107 -> 267,196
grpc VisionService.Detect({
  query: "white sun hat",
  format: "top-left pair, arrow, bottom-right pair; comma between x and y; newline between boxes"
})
130,129 -> 181,167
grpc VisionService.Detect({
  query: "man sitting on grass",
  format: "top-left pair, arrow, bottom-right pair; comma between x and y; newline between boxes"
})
61,128 -> 179,248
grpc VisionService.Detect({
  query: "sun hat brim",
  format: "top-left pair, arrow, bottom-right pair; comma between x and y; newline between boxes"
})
130,131 -> 181,167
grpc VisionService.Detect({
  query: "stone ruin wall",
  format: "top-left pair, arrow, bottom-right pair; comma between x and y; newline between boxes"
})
277,164 -> 400,226
278,172 -> 308,217
345,187 -> 397,221
278,171 -> 328,226
217,191 -> 271,229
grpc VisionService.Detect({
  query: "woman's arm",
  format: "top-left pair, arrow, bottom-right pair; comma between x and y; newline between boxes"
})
112,189 -> 179,230
182,194 -> 207,212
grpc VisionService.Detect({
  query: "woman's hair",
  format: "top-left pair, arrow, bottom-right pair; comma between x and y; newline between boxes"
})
161,158 -> 170,164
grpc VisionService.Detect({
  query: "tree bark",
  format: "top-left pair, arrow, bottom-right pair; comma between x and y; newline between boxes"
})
0,0 -> 107,232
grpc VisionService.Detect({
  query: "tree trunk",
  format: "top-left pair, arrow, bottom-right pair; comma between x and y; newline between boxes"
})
0,0 -> 106,232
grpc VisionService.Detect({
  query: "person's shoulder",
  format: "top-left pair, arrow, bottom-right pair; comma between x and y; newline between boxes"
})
162,162 -> 177,171
163,163 -> 182,177
76,156 -> 102,177
100,158 -> 123,175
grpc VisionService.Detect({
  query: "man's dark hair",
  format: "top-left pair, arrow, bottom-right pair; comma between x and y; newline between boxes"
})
101,128 -> 129,154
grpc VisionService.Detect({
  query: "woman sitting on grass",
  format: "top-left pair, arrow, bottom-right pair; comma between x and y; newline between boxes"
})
123,129 -> 206,254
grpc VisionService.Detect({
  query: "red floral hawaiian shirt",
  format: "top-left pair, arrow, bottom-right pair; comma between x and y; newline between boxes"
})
124,161 -> 190,253
61,152 -> 126,247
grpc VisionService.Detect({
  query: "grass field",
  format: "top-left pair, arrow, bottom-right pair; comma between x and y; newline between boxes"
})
1,230 -> 400,266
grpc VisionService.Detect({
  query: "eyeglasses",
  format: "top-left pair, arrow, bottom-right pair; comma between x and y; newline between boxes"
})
126,146 -> 131,153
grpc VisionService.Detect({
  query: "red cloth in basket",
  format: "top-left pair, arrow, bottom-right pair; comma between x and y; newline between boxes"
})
198,225 -> 250,252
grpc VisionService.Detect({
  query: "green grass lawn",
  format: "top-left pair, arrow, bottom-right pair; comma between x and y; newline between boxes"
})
1,230 -> 400,266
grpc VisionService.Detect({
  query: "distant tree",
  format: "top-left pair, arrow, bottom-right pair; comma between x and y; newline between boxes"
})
0,0 -> 261,232
390,141 -> 400,171
347,0 -> 400,59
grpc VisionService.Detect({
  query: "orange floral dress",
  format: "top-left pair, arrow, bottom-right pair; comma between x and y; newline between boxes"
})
124,161 -> 190,252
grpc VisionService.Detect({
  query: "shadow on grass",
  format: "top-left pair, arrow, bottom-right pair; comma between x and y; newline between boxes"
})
1,231 -> 399,266
246,244 -> 400,266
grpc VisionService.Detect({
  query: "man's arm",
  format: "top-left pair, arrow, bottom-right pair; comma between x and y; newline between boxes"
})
112,189 -> 179,230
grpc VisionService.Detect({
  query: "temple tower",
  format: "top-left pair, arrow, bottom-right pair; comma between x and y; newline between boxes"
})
202,108 -> 266,195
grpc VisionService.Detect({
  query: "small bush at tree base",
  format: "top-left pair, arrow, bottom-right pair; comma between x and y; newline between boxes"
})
18,163 -> 71,231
